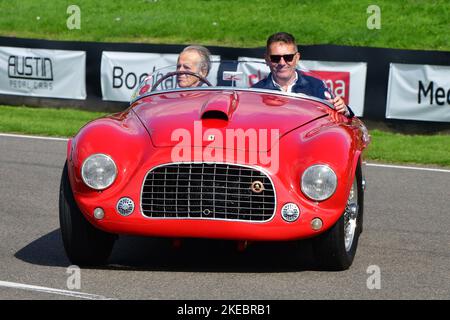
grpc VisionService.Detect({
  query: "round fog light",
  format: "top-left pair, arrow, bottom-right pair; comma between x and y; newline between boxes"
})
117,197 -> 134,216
93,207 -> 104,220
281,203 -> 300,222
311,218 -> 323,231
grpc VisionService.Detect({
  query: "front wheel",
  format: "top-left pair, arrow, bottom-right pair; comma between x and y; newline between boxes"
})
311,163 -> 364,271
59,161 -> 116,266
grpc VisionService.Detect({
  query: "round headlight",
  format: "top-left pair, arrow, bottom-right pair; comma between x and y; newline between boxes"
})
81,154 -> 117,190
301,165 -> 337,201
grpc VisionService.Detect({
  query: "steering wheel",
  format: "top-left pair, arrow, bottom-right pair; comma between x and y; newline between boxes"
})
151,70 -> 212,92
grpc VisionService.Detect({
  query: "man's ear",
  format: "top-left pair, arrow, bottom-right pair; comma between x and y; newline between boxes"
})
199,69 -> 207,78
264,54 -> 270,66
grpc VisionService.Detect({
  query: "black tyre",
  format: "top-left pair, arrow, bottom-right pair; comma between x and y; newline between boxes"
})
59,161 -> 116,266
312,162 -> 364,271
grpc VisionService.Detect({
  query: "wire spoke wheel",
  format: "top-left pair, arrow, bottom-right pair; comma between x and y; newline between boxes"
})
344,177 -> 359,252
311,162 -> 364,271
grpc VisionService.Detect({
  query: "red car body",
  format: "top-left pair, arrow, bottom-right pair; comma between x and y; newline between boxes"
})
66,88 -> 369,242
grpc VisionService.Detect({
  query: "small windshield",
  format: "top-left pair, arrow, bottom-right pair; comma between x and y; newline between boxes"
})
131,59 -> 333,102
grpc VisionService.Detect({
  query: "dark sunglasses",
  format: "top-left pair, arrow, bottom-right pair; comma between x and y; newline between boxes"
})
269,53 -> 298,63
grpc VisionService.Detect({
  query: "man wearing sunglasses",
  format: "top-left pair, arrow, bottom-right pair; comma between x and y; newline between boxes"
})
252,32 -> 354,117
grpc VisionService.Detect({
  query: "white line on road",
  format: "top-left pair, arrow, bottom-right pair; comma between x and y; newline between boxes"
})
0,133 -> 68,141
0,280 -> 113,300
2,132 -> 450,173
366,163 -> 450,173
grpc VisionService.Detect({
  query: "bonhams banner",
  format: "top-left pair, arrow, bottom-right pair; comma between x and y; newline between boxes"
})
101,51 -> 220,102
0,46 -> 86,99
386,63 -> 450,122
236,57 -> 367,117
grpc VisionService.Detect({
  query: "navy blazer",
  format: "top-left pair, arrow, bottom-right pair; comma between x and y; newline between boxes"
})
252,70 -> 355,117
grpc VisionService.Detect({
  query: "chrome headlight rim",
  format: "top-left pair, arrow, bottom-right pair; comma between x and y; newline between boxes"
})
301,164 -> 337,201
81,153 -> 117,190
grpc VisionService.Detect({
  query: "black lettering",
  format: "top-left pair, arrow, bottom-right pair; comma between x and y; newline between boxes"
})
125,72 -> 137,89
43,58 -> 53,80
8,56 -> 52,80
25,57 -> 33,76
33,57 -> 40,74
435,88 -> 445,105
8,56 -> 16,77
153,72 -> 163,88
164,76 -> 175,90
139,73 -> 148,84
418,80 -> 433,104
16,56 -> 24,75
113,67 -> 123,88
447,89 -> 450,104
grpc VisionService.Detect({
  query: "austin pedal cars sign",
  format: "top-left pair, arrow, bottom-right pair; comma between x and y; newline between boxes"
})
0,46 -> 86,99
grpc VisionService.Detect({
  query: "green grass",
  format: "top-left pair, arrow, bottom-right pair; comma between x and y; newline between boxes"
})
1,105 -> 449,167
0,0 -> 449,50
0,105 -> 106,137
365,130 -> 450,167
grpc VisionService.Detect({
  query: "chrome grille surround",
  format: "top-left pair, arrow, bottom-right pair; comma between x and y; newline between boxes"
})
140,162 -> 276,222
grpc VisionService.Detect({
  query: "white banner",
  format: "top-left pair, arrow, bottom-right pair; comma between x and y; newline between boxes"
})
386,63 -> 450,122
237,57 -> 367,117
0,46 -> 86,99
101,51 -> 220,102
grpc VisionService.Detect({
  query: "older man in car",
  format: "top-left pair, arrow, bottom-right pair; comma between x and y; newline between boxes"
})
176,45 -> 212,88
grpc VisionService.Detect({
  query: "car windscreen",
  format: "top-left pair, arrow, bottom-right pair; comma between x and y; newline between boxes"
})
131,59 -> 335,103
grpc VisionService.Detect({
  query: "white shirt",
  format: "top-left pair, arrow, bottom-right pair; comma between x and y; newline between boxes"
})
271,72 -> 298,93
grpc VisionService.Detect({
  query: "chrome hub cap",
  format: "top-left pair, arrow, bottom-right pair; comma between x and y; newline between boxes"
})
344,178 -> 359,252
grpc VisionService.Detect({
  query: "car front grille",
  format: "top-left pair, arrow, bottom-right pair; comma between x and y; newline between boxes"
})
141,163 -> 276,221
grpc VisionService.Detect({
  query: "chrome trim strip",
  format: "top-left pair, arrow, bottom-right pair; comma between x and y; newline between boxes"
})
139,162 -> 277,223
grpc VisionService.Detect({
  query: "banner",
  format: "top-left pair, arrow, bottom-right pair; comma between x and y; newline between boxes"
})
386,63 -> 450,122
0,46 -> 86,99
101,51 -> 220,102
236,57 -> 367,117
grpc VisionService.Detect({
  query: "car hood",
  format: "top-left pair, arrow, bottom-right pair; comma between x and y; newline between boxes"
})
132,90 -> 329,151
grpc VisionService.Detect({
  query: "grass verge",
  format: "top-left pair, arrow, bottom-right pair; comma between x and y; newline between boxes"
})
1,105 -> 449,168
366,130 -> 450,168
0,105 -> 106,137
0,0 -> 449,51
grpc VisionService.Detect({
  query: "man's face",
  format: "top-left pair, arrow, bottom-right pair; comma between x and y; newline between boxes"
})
176,51 -> 205,88
265,41 -> 300,83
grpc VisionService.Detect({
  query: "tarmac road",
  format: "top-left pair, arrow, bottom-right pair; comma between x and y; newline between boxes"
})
0,134 -> 449,300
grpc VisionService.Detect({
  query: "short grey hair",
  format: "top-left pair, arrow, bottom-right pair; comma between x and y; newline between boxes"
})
181,45 -> 211,76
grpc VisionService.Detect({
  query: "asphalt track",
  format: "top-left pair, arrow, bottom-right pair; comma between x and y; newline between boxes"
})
0,134 -> 449,300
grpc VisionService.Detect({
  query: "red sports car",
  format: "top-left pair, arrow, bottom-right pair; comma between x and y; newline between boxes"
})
59,61 -> 370,270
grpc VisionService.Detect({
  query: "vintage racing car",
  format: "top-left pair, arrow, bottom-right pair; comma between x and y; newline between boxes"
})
59,61 -> 370,270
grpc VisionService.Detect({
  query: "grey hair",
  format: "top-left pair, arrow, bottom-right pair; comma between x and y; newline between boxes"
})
181,45 -> 211,76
